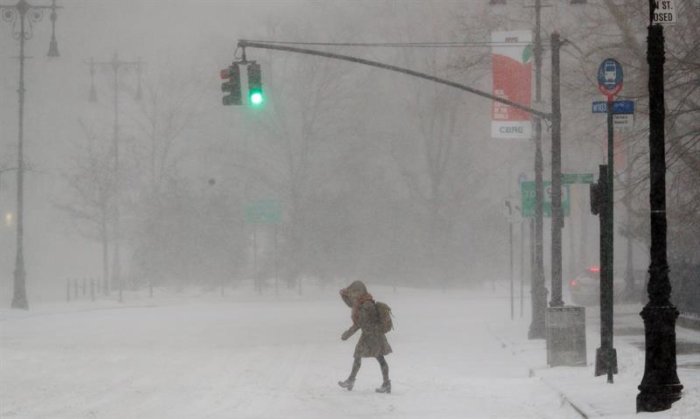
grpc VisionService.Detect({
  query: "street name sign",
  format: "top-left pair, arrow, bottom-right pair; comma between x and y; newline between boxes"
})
562,173 -> 594,185
591,100 -> 635,114
246,199 -> 281,224
520,181 -> 570,218
652,0 -> 677,26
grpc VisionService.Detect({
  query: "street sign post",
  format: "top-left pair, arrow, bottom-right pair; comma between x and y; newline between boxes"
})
596,58 -> 623,382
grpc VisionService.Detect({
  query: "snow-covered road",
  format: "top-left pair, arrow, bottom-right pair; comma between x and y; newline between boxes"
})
1,288 -> 583,418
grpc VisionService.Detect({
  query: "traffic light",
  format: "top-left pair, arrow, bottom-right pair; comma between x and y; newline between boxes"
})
247,62 -> 264,107
590,165 -> 608,216
220,64 -> 241,106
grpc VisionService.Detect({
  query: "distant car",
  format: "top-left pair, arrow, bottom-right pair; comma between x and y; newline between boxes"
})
567,266 -> 625,306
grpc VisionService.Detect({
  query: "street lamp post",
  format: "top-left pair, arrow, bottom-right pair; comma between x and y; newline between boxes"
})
636,3 -> 683,411
0,0 -> 61,310
88,53 -> 143,303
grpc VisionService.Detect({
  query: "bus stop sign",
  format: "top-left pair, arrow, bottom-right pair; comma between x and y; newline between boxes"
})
597,58 -> 623,98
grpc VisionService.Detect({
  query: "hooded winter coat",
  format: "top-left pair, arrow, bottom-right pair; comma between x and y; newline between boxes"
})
340,280 -> 393,358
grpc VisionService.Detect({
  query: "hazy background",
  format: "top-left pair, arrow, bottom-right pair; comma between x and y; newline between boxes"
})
1,0 -> 696,302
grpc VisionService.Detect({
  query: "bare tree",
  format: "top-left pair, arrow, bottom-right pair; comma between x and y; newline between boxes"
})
58,120 -> 114,291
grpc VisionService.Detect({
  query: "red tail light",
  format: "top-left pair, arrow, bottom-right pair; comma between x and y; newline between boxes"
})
569,279 -> 578,287
587,266 -> 601,273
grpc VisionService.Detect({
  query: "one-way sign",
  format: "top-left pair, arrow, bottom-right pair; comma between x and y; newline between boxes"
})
592,100 -> 635,114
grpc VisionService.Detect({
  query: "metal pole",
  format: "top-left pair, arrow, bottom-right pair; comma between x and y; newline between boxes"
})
529,0 -> 547,339
238,40 -> 550,120
506,201 -> 514,320
624,142 -> 635,299
510,213 -> 514,320
274,224 -> 279,296
11,2 -> 28,310
636,12 -> 682,411
253,229 -> 259,294
605,94 -> 617,382
112,54 -> 123,303
549,32 -> 563,308
520,219 -> 525,318
594,164 -> 617,381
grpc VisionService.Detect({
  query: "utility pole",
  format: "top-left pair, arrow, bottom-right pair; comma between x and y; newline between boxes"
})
528,0 -> 547,339
549,31 -> 563,308
88,53 -> 143,303
1,0 -> 61,310
637,2 -> 682,411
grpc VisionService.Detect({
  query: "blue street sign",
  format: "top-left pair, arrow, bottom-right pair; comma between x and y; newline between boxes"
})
592,100 -> 635,114
597,58 -> 623,97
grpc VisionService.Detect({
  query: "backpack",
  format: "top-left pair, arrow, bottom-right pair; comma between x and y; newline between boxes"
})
375,301 -> 393,333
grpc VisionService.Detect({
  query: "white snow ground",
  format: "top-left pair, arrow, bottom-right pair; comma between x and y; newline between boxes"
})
1,285 -> 698,418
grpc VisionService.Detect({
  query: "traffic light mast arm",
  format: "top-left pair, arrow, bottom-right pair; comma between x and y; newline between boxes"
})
238,39 -> 551,120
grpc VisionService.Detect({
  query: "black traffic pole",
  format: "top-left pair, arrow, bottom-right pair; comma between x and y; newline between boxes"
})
636,5 -> 683,411
594,163 -> 617,382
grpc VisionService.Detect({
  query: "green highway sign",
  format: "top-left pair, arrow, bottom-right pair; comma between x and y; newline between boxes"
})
520,181 -> 570,218
562,173 -> 594,185
246,199 -> 281,224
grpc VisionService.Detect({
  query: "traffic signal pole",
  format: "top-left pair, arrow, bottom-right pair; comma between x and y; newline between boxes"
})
236,40 -> 551,120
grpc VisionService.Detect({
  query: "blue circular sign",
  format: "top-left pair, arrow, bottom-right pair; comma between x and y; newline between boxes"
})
597,58 -> 623,97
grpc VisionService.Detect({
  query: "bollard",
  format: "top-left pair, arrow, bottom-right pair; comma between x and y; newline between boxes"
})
66,279 -> 71,302
90,279 -> 95,302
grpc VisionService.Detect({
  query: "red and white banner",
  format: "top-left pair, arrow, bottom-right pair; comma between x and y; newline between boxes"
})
491,31 -> 533,139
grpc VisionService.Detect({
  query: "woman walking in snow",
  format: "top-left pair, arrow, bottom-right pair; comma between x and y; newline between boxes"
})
338,280 -> 392,393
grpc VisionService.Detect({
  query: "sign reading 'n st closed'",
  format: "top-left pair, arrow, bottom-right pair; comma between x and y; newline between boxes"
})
491,31 -> 533,140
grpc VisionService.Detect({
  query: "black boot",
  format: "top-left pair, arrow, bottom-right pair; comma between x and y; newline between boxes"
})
339,357 -> 361,391
375,380 -> 391,394
338,378 -> 355,391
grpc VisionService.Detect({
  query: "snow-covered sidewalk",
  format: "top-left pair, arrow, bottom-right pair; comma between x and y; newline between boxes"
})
489,302 -> 700,418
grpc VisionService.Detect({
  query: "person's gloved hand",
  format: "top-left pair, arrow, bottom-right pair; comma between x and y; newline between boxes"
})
341,330 -> 352,341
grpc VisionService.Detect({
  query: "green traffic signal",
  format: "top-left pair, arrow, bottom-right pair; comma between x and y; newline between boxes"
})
247,62 -> 264,108
249,90 -> 264,106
